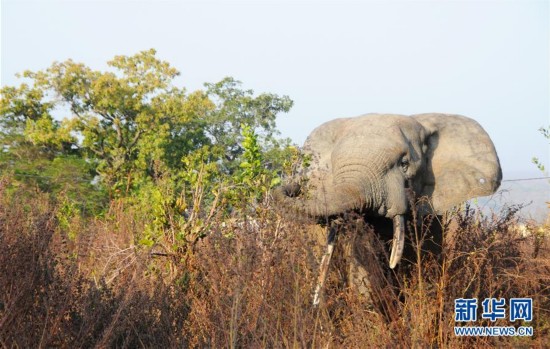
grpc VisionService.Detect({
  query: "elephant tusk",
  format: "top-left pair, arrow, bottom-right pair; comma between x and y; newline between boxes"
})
313,242 -> 335,306
389,215 -> 405,269
313,224 -> 338,307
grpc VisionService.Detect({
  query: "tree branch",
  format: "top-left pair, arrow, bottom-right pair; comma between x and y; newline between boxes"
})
114,120 -> 123,149
128,128 -> 142,150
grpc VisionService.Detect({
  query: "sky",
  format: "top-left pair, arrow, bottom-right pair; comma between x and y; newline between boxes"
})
1,0 -> 549,183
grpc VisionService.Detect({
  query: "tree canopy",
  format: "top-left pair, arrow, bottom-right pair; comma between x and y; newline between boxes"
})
1,49 -> 293,205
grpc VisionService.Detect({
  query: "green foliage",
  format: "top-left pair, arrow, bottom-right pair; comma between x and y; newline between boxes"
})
2,50 -> 292,195
56,197 -> 80,240
2,155 -> 105,214
24,115 -> 76,151
0,83 -> 54,128
28,50 -> 184,192
204,77 -> 294,172
238,124 -> 264,184
231,124 -> 280,204
1,61 -> 105,214
0,90 -> 104,213
1,49 -> 295,247
137,180 -> 177,247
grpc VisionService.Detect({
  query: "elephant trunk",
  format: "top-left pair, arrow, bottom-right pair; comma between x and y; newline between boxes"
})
276,182 -> 407,269
273,180 -> 359,217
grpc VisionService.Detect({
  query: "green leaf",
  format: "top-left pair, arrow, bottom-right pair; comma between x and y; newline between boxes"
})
270,177 -> 281,188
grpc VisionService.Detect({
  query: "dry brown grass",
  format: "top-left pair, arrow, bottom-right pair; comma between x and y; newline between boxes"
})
1,178 -> 549,348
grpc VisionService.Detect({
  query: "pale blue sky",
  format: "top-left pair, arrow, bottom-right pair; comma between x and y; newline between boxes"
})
2,0 -> 549,180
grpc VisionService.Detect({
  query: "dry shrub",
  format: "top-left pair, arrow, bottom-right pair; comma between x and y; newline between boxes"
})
0,181 -> 188,348
437,205 -> 550,348
184,212 -> 327,348
181,203 -> 550,348
1,176 -> 549,348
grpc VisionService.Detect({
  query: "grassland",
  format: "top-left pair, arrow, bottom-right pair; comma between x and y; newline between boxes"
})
1,178 -> 549,348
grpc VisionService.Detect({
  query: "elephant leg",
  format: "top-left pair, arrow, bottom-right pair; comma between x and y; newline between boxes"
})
345,220 -> 390,309
348,251 -> 375,304
345,231 -> 378,309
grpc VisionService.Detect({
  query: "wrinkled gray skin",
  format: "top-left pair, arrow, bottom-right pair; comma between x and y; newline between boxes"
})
279,113 -> 502,269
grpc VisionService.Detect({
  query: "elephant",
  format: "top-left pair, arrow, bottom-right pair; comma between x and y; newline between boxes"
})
277,113 -> 502,304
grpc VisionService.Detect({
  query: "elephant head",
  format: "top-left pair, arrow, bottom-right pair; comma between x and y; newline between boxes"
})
279,113 -> 502,269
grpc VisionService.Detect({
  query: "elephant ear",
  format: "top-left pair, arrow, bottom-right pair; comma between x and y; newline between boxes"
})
412,113 -> 502,213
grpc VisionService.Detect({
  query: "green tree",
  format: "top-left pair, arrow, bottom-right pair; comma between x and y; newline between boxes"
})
0,82 -> 76,155
0,75 -> 103,212
1,49 -> 295,244
23,49 -> 187,193
204,77 -> 293,172
4,50 -> 293,193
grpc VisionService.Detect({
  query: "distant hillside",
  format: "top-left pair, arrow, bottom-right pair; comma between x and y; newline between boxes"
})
476,177 -> 550,223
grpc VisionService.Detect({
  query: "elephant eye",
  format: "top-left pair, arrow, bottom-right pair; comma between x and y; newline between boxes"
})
400,158 -> 409,173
